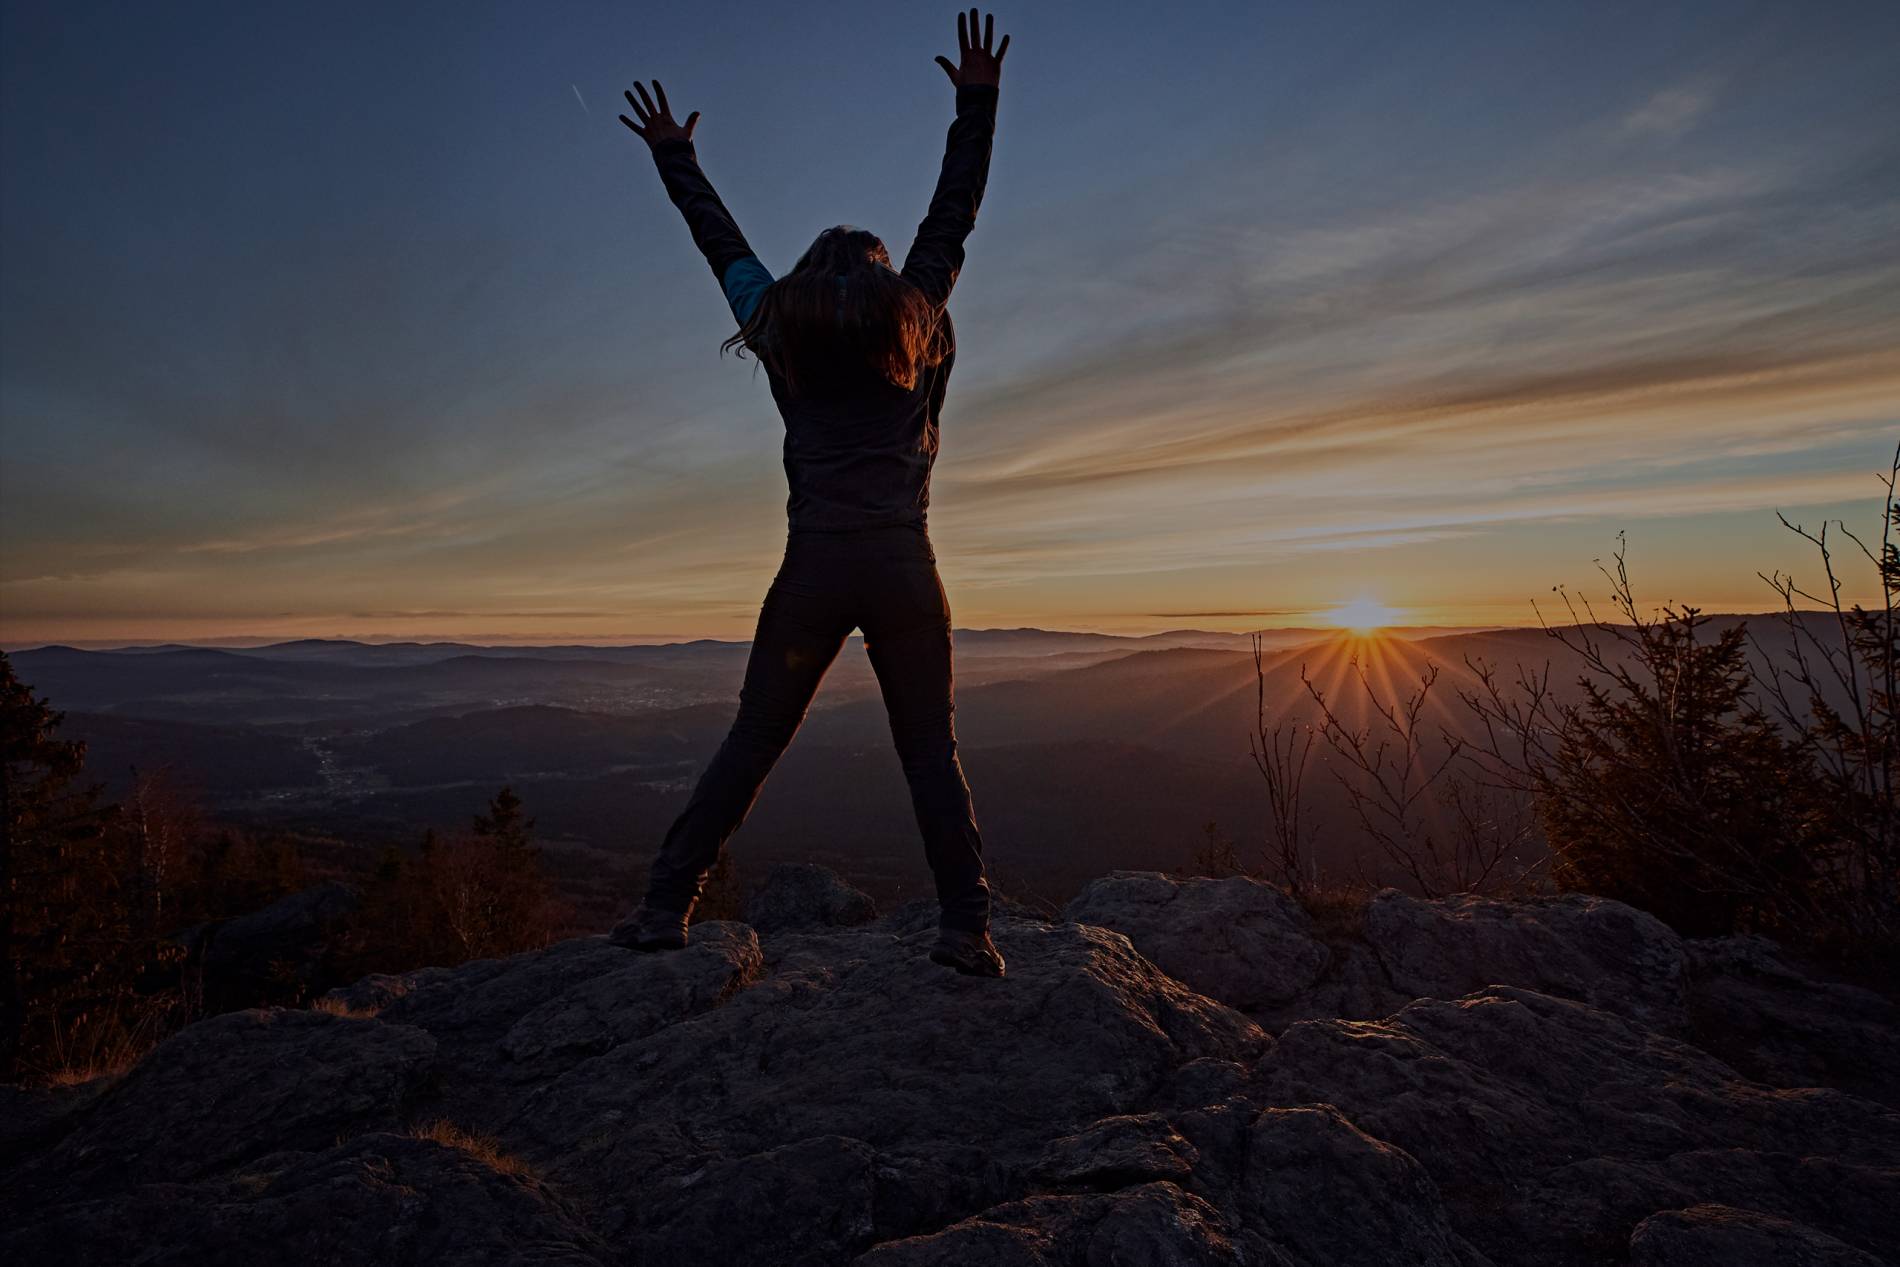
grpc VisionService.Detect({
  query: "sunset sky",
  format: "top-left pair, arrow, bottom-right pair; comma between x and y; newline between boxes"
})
3,0 -> 1897,646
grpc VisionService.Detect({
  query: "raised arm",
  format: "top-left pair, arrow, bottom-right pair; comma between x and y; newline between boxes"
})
901,9 -> 1011,309
621,80 -> 773,325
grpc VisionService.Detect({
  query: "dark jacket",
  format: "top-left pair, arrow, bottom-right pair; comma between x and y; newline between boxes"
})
648,83 -> 999,532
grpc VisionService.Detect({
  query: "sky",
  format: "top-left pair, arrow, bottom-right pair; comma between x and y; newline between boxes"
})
2,0 -> 1897,645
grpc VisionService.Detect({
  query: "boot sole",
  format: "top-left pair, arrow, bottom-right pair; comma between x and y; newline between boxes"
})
929,947 -> 1005,978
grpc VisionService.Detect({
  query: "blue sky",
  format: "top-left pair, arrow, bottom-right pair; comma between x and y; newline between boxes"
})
3,0 -> 1897,643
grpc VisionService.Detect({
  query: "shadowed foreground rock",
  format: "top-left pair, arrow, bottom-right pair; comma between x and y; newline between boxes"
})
4,868 -> 1894,1266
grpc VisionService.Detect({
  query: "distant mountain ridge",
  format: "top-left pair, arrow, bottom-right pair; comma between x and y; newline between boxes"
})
8,623 -> 1492,659
9,612 -> 1851,917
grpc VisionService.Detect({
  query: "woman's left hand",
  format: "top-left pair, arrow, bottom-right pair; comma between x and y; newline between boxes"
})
620,80 -> 699,147
934,8 -> 1009,89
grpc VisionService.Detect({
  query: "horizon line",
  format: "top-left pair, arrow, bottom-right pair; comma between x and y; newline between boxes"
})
0,605 -> 1847,654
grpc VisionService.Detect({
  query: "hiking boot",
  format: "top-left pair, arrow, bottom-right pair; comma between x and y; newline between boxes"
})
608,903 -> 691,952
929,926 -> 1006,978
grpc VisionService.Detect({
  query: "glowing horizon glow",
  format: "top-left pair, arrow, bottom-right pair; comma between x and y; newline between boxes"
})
1327,596 -> 1402,634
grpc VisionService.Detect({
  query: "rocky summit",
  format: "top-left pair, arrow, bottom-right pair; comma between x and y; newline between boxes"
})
3,867 -> 1895,1266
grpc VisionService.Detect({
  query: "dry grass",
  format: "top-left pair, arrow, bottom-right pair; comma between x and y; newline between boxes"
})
407,1119 -> 537,1180
26,992 -> 180,1088
1297,882 -> 1377,940
309,995 -> 380,1020
988,864 -> 1066,922
36,1058 -> 135,1089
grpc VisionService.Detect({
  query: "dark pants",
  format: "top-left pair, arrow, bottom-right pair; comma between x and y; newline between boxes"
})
643,522 -> 992,932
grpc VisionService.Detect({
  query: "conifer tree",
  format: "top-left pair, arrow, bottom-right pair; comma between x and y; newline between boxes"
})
1,653 -> 121,1079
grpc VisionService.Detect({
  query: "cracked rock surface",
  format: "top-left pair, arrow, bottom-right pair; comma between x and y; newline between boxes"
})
5,868 -> 1893,1266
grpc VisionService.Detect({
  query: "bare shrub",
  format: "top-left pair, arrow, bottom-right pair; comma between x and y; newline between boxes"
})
1248,635 -> 1317,893
1751,442 -> 1899,950
1301,656 -> 1534,897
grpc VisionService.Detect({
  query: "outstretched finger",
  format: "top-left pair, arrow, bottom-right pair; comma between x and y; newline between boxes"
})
934,54 -> 958,85
633,81 -> 657,116
995,32 -> 1009,62
653,80 -> 670,116
683,110 -> 700,137
956,10 -> 968,58
984,11 -> 993,52
618,114 -> 645,136
623,89 -> 650,123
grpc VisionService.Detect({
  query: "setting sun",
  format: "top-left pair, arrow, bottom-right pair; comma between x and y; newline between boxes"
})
1326,596 -> 1402,633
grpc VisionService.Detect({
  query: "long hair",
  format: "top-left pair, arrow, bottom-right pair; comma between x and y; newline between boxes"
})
721,226 -> 949,396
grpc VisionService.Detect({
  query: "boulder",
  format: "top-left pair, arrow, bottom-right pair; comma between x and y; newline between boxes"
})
519,917 -> 1268,1258
360,923 -> 762,1136
855,1182 -> 1253,1267
1628,1204 -> 1886,1266
1256,986 -> 1900,1264
743,861 -> 879,933
1032,1113 -> 1199,1189
193,881 -> 361,1006
1684,935 -> 1900,1107
1364,889 -> 1687,1030
0,1080 -> 104,1170
1063,871 -> 1329,1013
1237,1105 -> 1489,1267
373,923 -> 759,1062
866,1106 -> 1490,1267
29,1009 -> 434,1192
320,966 -> 453,1015
6,1132 -> 609,1267
1062,874 -> 1688,1035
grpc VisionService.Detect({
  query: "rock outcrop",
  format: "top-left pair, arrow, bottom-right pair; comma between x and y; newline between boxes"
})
743,860 -> 881,933
1064,873 -> 1690,1032
1064,871 -> 1330,1012
1681,934 -> 1900,1109
173,880 -> 362,1008
5,867 -> 1894,1266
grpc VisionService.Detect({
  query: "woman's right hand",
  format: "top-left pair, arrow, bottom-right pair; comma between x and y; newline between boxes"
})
620,80 -> 700,148
934,8 -> 1010,90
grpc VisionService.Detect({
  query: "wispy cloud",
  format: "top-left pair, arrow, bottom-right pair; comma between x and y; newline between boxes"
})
175,490 -> 482,555
1622,80 -> 1718,139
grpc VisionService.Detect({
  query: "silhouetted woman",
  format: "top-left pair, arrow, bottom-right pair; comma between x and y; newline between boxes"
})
610,10 -> 1011,976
